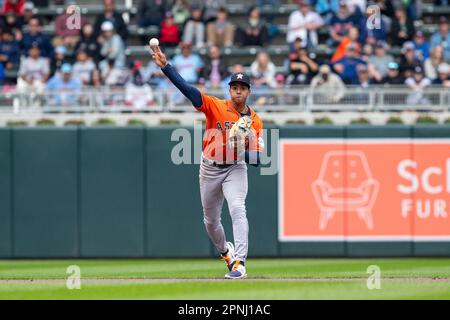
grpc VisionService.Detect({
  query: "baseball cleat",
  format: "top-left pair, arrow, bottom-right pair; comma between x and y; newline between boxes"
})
224,260 -> 247,279
221,242 -> 236,271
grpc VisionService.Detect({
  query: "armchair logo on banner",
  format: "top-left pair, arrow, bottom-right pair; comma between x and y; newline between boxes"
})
279,139 -> 450,241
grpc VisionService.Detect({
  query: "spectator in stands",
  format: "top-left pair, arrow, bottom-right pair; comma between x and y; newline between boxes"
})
198,0 -> 227,23
286,39 -> 318,85
98,21 -> 125,69
171,0 -> 190,26
327,1 -> 357,47
424,45 -> 445,81
356,64 -> 371,88
251,51 -> 277,88
22,1 -> 34,25
368,40 -> 393,83
144,59 -> 166,87
430,16 -> 450,62
413,31 -> 430,62
2,0 -> 24,15
206,7 -> 235,48
200,45 -> 228,89
182,4 -> 205,49
88,68 -> 104,107
333,43 -> 367,84
433,63 -> 450,87
236,6 -> 269,47
137,0 -> 168,28
20,17 -> 53,57
374,0 -> 395,22
49,45 -> 68,77
389,6 -> 414,47
0,11 -> 24,39
171,41 -> 204,84
361,42 -> 373,61
100,58 -> 128,86
75,23 -> 101,64
159,11 -> 181,48
89,69 -> 104,88
331,26 -> 360,63
72,49 -> 96,86
17,44 -> 49,96
405,65 -> 431,105
251,51 -> 277,105
94,0 -> 128,41
381,62 -> 405,85
287,0 -> 324,49
399,41 -> 422,79
46,63 -> 82,106
434,0 -> 449,5
0,29 -> 20,70
310,64 -> 346,104
53,4 -> 87,51
124,59 -> 154,110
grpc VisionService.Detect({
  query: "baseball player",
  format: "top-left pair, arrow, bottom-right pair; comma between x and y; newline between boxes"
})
150,42 -> 263,279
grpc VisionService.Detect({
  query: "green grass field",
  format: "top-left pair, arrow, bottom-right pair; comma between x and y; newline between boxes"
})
0,258 -> 449,299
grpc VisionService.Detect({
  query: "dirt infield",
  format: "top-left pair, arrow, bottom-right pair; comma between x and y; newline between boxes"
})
1,277 -> 450,284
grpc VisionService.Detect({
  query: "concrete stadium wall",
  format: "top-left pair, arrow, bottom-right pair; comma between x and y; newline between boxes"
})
0,125 -> 449,258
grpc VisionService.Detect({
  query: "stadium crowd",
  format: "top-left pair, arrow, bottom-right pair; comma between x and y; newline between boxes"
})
0,0 -> 449,108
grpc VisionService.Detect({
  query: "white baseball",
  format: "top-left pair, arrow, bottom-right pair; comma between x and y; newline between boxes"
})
149,38 -> 159,47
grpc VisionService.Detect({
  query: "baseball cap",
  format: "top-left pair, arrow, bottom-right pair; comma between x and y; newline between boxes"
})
24,2 -> 34,10
375,40 -> 387,49
388,62 -> 399,69
101,21 -> 114,32
439,16 -> 448,24
55,45 -> 66,55
61,63 -> 72,73
402,41 -> 415,53
228,73 -> 251,88
415,30 -> 424,37
165,11 -> 174,18
414,65 -> 423,74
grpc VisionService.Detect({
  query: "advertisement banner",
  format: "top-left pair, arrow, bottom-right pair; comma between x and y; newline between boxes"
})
279,139 -> 450,241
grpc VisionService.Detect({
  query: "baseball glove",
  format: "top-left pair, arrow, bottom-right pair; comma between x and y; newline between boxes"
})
228,116 -> 253,150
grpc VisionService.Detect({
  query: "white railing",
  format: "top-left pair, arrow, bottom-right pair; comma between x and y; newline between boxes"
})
0,86 -> 449,114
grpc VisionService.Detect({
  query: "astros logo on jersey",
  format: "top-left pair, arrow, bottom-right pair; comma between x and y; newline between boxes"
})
197,93 -> 264,163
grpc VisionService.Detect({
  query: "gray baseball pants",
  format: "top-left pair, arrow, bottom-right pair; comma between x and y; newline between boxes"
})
199,156 -> 249,262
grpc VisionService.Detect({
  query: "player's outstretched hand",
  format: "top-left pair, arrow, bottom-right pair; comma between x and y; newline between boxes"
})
149,41 -> 168,68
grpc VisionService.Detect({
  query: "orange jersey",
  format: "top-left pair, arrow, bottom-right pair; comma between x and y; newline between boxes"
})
197,93 -> 264,163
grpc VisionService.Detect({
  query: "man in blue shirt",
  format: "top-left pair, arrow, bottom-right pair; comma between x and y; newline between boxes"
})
171,41 -> 204,84
167,41 -> 204,105
430,16 -> 450,61
413,31 -> 430,62
46,63 -> 82,107
21,18 -> 54,58
333,43 -> 367,84
0,30 -> 20,70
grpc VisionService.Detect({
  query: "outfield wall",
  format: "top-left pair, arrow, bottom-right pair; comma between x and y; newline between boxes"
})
0,125 -> 449,258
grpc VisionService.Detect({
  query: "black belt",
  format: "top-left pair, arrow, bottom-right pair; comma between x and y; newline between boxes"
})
202,158 -> 236,168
